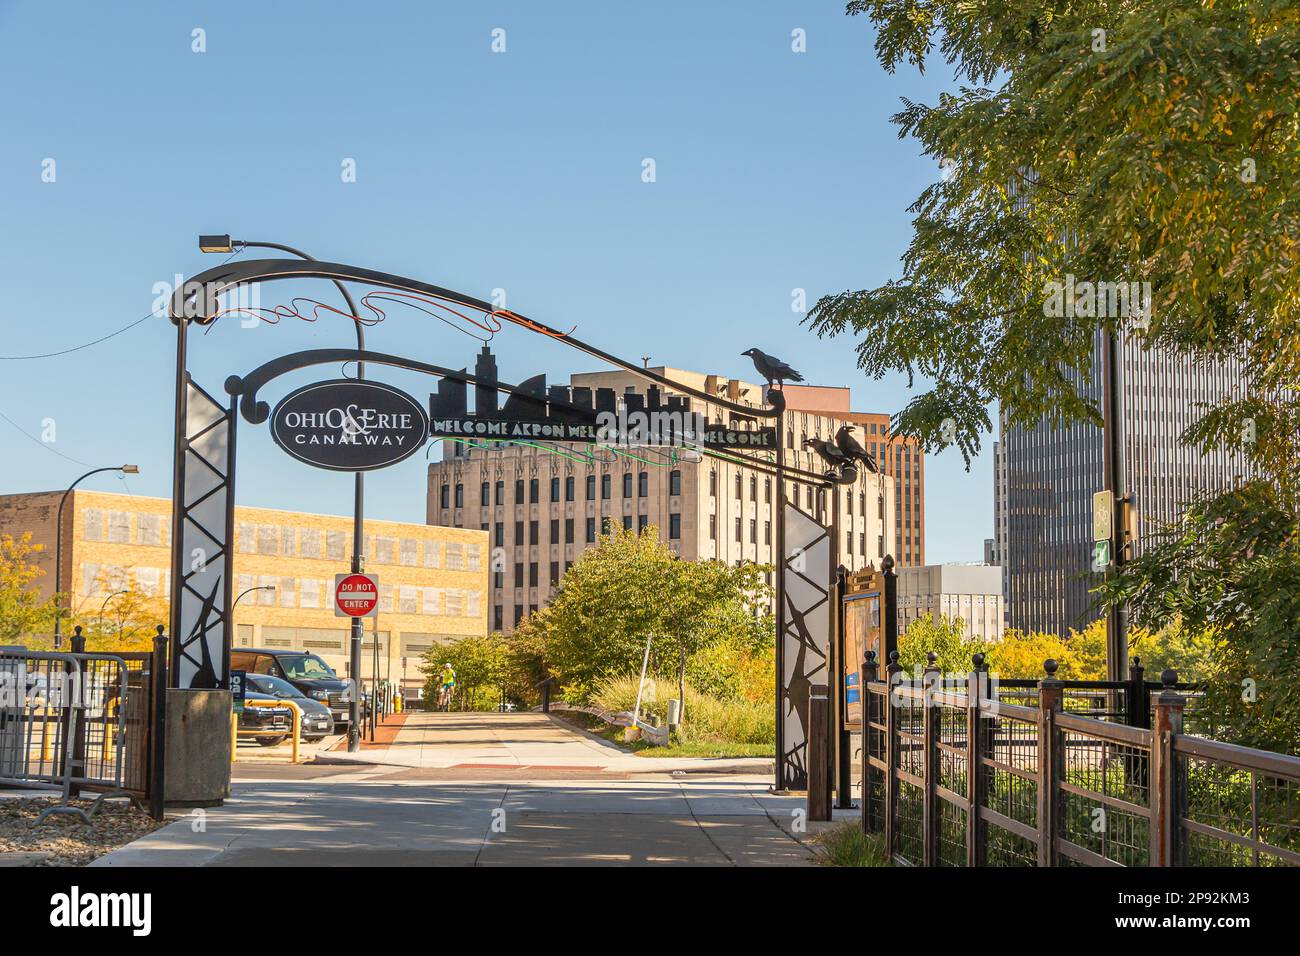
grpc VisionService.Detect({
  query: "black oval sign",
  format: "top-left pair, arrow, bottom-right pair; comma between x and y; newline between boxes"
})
270,379 -> 429,472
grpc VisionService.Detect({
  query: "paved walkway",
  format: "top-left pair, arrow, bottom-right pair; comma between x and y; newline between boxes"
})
91,773 -> 823,867
317,711 -> 774,775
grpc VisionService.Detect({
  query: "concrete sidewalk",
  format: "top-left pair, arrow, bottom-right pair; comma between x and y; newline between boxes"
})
315,712 -> 774,775
90,775 -> 824,867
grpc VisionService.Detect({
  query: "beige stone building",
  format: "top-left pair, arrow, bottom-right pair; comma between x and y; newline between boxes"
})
0,490 -> 488,698
897,563 -> 1005,641
427,366 -> 900,632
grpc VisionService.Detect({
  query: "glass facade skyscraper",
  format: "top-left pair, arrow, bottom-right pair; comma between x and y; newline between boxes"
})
1001,330 -> 1252,636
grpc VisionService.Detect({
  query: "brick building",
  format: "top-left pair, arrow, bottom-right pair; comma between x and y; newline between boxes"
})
427,356 -> 907,631
0,490 -> 489,700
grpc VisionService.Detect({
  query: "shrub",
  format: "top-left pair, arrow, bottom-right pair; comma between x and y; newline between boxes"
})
590,673 -> 774,745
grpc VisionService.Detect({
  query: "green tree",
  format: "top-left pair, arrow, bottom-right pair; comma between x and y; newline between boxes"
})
421,633 -> 510,711
813,1 -> 1299,749
0,533 -> 58,643
530,526 -> 772,716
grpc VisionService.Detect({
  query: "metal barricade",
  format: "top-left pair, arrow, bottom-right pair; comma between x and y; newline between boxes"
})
0,648 -> 131,824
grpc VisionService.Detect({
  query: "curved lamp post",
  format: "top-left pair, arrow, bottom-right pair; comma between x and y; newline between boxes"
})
54,464 -> 139,649
200,235 -> 369,752
98,588 -> 128,633
232,584 -> 275,608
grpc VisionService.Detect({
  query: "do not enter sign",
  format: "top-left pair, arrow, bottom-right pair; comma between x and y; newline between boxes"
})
334,573 -> 380,618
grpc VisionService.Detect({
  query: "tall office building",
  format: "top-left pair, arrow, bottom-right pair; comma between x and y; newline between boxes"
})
426,352 -> 901,631
1002,331 -> 1252,636
846,411 -> 925,567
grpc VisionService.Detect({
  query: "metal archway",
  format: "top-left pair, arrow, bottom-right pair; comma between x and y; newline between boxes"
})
167,255 -> 859,789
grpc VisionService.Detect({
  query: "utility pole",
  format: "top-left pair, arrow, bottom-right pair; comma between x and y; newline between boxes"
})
1100,328 -> 1128,682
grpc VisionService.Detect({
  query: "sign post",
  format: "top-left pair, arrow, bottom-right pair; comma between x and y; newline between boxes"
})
335,572 -> 379,747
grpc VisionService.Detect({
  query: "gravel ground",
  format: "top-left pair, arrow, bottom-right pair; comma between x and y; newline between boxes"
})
0,797 -> 164,866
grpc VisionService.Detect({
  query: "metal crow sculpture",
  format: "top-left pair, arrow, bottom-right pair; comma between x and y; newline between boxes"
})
804,437 -> 849,469
834,424 -> 879,473
742,348 -> 804,387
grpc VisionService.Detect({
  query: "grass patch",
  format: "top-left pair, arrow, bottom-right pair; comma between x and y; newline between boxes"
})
812,821 -> 890,867
552,709 -> 773,759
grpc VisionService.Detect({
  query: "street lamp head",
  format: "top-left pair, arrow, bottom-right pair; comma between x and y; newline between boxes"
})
120,464 -> 140,474
198,234 -> 235,254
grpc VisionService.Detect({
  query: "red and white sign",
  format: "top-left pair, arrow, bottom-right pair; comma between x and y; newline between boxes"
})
334,572 -> 379,618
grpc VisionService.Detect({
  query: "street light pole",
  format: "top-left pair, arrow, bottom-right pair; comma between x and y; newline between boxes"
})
202,237 -> 366,752
98,589 -> 128,633
53,464 -> 140,649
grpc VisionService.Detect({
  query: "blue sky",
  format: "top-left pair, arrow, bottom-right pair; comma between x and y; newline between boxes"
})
0,1 -> 992,562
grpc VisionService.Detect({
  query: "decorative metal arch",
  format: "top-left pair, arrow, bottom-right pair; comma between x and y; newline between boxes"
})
167,253 -> 854,790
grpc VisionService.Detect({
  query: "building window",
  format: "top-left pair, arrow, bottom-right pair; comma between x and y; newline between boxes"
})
764,520 -> 771,545
622,473 -> 633,498
750,519 -> 757,543
764,478 -> 771,503
638,514 -> 648,532
735,517 -> 742,542
586,517 -> 596,542
669,513 -> 681,540
454,484 -> 464,508
669,470 -> 681,496
529,520 -> 539,546
514,605 -> 524,625
550,477 -> 560,502
481,481 -> 490,505
859,533 -> 866,556
550,519 -> 560,544
735,474 -> 742,498
565,518 -> 574,543
709,514 -> 716,540
638,471 -> 648,497
494,523 -> 504,547
586,475 -> 596,500
514,520 -> 524,543
494,606 -> 503,631
514,564 -> 524,588
495,480 -> 505,505
565,476 -> 575,501
622,515 -> 632,531
749,476 -> 757,500
439,485 -> 449,509
529,478 -> 539,503
528,562 -> 538,587
550,561 -> 560,584
515,479 -> 524,503
709,470 -> 717,496
601,474 -> 611,499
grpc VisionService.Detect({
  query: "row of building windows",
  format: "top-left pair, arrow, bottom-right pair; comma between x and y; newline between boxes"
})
80,510 -> 484,572
442,470 -> 684,510
233,523 -> 481,571
232,574 -> 481,617
486,513 -> 681,547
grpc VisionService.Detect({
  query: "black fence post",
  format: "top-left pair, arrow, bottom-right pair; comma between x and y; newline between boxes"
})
1150,669 -> 1185,867
1037,658 -> 1064,867
67,627 -> 87,798
149,626 -> 168,821
861,649 -> 878,835
1126,655 -> 1147,729
834,565 -> 853,810
882,555 -> 898,661
922,651 -> 940,867
967,652 -> 988,867
883,650 -> 903,861
807,684 -> 832,822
